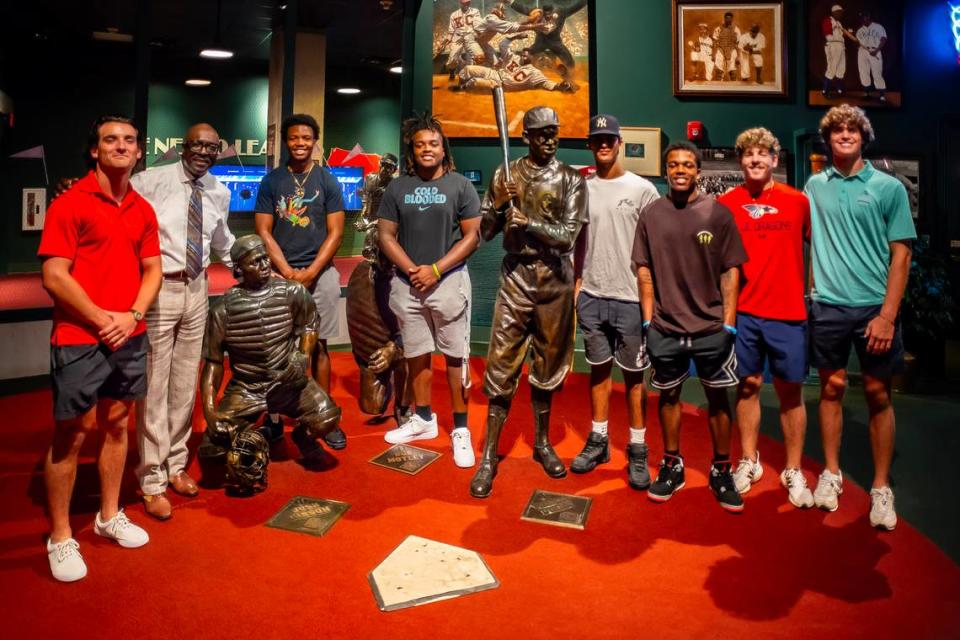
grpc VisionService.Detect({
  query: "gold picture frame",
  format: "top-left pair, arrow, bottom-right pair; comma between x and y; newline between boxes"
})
619,127 -> 662,177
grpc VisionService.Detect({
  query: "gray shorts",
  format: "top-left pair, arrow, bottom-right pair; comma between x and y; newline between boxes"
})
576,292 -> 649,372
309,266 -> 342,339
389,268 -> 471,359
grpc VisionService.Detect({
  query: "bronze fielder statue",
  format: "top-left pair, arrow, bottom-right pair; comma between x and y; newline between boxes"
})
198,235 -> 342,490
347,153 -> 412,423
470,105 -> 588,498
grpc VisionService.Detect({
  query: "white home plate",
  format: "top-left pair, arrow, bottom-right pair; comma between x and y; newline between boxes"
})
368,535 -> 499,611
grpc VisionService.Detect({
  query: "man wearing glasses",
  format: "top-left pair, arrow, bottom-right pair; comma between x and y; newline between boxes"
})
131,123 -> 235,520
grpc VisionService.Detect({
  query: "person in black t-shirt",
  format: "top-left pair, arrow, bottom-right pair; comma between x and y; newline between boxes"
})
377,113 -> 482,468
254,113 -> 347,451
631,142 -> 747,513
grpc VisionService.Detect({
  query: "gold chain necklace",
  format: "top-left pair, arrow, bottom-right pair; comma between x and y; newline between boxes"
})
288,162 -> 314,198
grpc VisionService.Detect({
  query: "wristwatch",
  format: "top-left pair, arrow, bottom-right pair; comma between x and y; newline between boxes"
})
130,309 -> 143,322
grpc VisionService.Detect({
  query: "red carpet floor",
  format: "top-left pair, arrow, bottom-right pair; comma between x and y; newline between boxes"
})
0,353 -> 958,639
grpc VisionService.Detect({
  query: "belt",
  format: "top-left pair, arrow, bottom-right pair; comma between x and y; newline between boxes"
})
163,270 -> 206,282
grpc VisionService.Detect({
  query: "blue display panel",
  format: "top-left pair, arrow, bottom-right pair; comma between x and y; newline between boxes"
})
208,165 -> 267,212
328,165 -> 365,211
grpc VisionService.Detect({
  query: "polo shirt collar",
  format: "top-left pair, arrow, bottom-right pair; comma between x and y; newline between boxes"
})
75,170 -> 140,208
825,160 -> 875,182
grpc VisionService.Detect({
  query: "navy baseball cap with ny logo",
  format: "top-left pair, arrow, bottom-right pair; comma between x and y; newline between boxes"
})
589,114 -> 620,138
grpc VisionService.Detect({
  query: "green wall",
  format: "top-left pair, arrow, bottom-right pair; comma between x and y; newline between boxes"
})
411,0 -> 960,327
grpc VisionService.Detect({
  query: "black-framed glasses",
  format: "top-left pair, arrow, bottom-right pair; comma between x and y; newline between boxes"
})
185,141 -> 221,154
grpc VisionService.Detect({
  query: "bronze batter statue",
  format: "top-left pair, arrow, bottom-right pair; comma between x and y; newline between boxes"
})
197,235 -> 342,487
470,106 -> 588,498
347,153 -> 412,423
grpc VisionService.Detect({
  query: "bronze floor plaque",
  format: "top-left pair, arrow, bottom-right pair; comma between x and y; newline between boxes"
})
369,444 -> 441,475
265,495 -> 350,537
520,490 -> 593,530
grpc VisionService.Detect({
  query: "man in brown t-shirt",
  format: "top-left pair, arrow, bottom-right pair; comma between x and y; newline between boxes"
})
632,141 -> 747,513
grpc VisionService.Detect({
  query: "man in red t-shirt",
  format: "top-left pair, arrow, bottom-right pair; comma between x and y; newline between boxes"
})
38,115 -> 162,582
718,127 -> 814,509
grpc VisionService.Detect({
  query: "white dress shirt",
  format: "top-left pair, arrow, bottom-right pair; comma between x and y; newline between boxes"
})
131,161 -> 235,272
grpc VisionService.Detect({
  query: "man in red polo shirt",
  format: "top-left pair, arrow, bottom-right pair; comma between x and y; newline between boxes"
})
718,127 -> 814,509
38,115 -> 162,582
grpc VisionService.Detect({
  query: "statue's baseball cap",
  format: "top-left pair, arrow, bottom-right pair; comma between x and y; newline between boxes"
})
523,106 -> 560,130
231,234 -> 266,266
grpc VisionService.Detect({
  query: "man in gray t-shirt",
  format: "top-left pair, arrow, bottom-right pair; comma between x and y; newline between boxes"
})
571,114 -> 659,491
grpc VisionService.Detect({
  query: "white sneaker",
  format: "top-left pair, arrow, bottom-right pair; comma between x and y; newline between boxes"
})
384,413 -> 439,444
94,510 -> 150,548
780,468 -> 814,508
451,428 -> 476,468
733,452 -> 763,494
869,486 -> 897,531
46,538 -> 87,582
813,469 -> 843,512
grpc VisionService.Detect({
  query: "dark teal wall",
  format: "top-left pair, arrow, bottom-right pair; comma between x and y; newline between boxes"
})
412,0 -> 960,327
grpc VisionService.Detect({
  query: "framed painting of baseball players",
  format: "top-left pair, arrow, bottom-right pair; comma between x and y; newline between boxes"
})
431,0 -> 592,138
807,0 -> 903,108
673,1 -> 787,97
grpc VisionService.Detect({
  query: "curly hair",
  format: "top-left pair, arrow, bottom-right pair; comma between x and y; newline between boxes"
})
401,112 -> 455,176
735,127 -> 781,157
819,103 -> 875,146
663,141 -> 702,170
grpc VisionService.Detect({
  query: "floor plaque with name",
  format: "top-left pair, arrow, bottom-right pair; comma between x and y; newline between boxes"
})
265,496 -> 350,537
369,444 -> 441,475
368,535 -> 499,611
520,489 -> 593,530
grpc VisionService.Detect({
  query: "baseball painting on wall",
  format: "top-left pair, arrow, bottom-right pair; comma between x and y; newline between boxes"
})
431,0 -> 592,138
673,1 -> 787,97
807,0 -> 903,108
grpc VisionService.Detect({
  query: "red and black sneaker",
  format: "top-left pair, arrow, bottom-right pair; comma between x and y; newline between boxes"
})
710,463 -> 745,513
647,454 -> 685,502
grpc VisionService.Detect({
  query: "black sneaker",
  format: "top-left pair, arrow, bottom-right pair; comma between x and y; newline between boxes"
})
570,433 -> 609,474
262,415 -> 285,444
626,443 -> 651,490
323,426 -> 347,450
648,455 -> 685,502
709,464 -> 744,513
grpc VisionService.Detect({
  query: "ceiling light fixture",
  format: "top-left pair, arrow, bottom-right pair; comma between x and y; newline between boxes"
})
389,65 -> 403,74
200,0 -> 234,59
337,88 -> 361,94
185,79 -> 212,87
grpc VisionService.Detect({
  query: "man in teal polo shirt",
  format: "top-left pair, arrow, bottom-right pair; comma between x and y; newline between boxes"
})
804,104 -> 915,531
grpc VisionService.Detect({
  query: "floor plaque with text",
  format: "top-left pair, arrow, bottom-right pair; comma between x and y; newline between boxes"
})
369,444 -> 441,475
265,495 -> 350,537
520,489 -> 592,530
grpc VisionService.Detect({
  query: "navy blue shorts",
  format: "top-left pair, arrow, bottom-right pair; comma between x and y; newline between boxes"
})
808,300 -> 905,378
646,326 -> 738,390
735,313 -> 808,383
50,333 -> 148,421
576,292 -> 649,372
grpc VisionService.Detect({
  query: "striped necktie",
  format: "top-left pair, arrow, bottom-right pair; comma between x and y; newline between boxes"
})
186,180 -> 203,280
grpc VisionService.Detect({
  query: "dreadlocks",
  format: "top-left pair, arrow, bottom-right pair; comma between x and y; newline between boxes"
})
400,111 -> 456,176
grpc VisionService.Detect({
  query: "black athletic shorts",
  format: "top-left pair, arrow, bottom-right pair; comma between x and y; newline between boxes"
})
646,326 -> 738,390
808,300 -> 905,378
50,333 -> 148,421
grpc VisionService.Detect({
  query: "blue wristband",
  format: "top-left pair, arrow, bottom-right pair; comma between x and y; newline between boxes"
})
642,320 -> 651,329
723,324 -> 737,335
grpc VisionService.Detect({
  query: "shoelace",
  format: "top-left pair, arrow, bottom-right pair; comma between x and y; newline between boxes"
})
735,458 -> 754,476
871,489 -> 891,508
55,539 -> 81,562
109,510 -> 132,532
783,469 -> 803,489
714,467 -> 736,493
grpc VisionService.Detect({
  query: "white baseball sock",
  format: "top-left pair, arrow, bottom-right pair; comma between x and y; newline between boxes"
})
629,427 -> 646,445
591,420 -> 608,437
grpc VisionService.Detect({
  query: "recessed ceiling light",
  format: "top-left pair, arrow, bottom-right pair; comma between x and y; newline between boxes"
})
200,47 -> 234,59
185,78 -> 212,86
337,87 -> 361,94
389,66 -> 403,74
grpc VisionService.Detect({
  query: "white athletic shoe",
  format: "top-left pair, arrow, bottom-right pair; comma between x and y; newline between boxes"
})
94,510 -> 149,548
780,468 -> 815,508
813,469 -> 843,512
733,452 -> 763,494
384,413 -> 439,444
47,538 -> 87,582
451,428 -> 476,468
869,486 -> 898,531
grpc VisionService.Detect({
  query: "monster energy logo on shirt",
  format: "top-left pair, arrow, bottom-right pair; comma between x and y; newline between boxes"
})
404,186 -> 449,210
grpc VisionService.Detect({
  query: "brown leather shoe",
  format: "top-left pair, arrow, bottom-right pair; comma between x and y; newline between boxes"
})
142,492 -> 172,521
169,471 -> 199,497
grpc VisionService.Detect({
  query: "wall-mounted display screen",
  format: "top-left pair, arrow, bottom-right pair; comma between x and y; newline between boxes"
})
328,165 -> 365,211
208,165 -> 267,212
